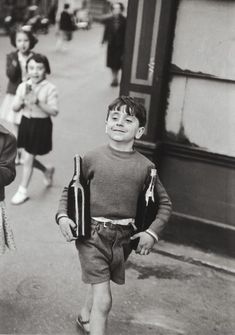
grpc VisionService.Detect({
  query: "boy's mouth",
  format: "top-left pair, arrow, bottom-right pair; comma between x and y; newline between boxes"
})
113,129 -> 125,133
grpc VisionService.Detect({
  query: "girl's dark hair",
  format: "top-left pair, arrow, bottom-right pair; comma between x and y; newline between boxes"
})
10,26 -> 38,49
107,96 -> 147,127
111,2 -> 125,12
26,53 -> 51,74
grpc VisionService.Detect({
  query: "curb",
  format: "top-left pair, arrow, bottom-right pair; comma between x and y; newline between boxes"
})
153,248 -> 235,277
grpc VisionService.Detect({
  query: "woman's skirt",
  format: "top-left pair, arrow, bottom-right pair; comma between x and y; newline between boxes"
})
18,116 -> 53,155
0,201 -> 16,255
0,94 -> 22,125
107,43 -> 124,70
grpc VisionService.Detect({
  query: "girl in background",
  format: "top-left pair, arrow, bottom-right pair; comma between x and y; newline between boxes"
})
0,26 -> 38,164
11,53 -> 59,205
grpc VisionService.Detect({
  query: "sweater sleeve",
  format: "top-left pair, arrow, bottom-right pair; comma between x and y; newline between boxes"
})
147,172 -> 172,237
55,186 -> 69,220
0,132 -> 17,188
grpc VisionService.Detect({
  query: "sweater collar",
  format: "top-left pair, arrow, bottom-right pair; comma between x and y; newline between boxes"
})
107,144 -> 136,158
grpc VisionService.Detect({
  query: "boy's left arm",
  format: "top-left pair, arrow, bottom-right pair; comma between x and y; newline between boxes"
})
148,174 -> 172,236
131,173 -> 172,255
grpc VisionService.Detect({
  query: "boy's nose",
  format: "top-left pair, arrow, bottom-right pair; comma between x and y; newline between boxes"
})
116,115 -> 125,125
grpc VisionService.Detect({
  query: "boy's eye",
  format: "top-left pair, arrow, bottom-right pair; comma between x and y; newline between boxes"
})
111,116 -> 118,120
126,118 -> 133,123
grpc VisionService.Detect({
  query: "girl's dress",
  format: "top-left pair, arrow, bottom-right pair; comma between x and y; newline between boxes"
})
0,51 -> 32,125
14,78 -> 58,155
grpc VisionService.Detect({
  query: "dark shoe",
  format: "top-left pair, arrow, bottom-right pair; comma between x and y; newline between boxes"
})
110,79 -> 118,87
76,315 -> 90,334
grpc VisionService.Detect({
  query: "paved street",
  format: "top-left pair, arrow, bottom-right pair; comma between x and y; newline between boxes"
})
0,25 -> 234,335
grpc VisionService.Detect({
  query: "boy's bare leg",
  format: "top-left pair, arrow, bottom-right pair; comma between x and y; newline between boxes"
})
90,281 -> 112,335
80,285 -> 93,332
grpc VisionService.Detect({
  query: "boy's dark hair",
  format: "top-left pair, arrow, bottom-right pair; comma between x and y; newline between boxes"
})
10,25 -> 38,49
64,3 -> 70,10
26,53 -> 51,74
107,96 -> 147,127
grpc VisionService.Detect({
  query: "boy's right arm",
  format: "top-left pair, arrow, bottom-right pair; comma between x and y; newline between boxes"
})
56,187 -> 76,242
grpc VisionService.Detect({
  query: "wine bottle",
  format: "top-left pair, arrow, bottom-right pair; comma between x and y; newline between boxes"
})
67,155 -> 90,239
131,167 -> 158,249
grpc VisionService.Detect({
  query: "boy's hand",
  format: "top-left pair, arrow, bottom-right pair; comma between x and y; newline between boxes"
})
131,231 -> 155,255
58,217 -> 77,242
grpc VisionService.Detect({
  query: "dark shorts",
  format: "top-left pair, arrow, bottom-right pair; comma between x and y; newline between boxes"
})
76,219 -> 133,285
18,116 -> 52,155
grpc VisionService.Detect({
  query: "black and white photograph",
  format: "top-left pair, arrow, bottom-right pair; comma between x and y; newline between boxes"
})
0,0 -> 234,334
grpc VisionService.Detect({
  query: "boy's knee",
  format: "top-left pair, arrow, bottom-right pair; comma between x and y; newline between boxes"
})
93,291 -> 112,315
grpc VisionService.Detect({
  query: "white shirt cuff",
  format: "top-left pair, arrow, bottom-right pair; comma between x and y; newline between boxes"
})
145,229 -> 159,242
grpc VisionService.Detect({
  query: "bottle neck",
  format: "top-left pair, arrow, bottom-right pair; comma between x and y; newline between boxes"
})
73,155 -> 81,180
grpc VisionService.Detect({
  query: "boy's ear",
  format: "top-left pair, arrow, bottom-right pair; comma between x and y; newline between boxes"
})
135,127 -> 145,139
105,121 -> 108,133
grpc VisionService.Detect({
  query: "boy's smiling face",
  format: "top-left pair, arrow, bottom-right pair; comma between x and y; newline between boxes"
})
106,108 -> 145,150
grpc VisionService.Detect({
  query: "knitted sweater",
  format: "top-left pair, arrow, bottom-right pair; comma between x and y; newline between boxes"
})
57,145 -> 172,236
82,145 -> 154,219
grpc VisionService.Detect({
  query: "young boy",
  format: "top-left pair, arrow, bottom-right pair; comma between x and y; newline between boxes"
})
56,96 -> 172,335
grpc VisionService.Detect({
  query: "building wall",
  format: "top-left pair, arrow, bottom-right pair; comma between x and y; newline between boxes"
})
159,0 -> 235,254
165,0 -> 235,157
